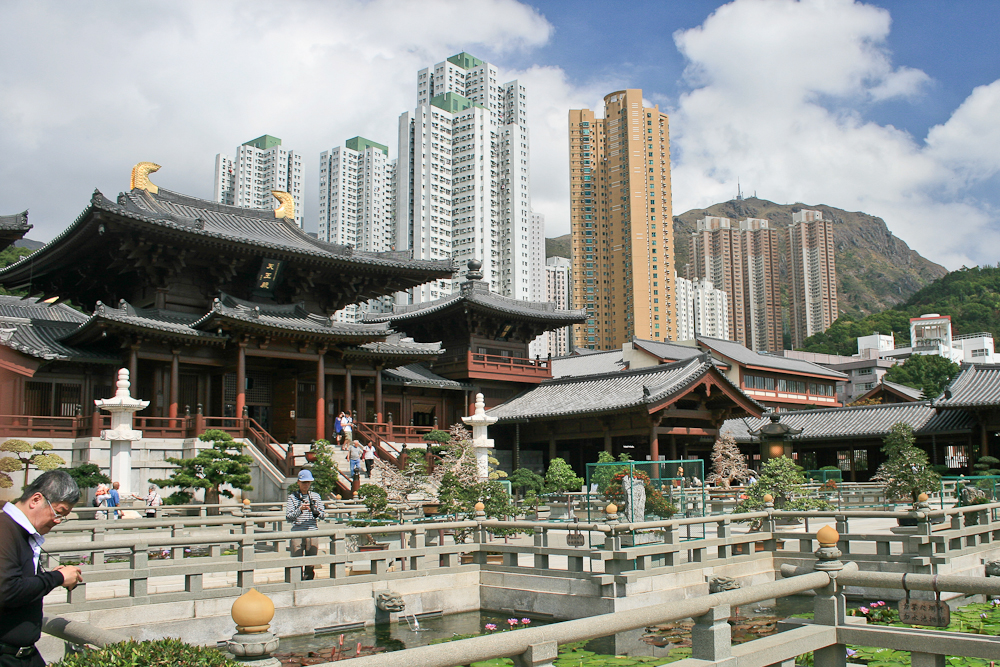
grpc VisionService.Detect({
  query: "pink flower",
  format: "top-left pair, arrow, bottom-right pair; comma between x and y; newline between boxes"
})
484,623 -> 497,632
507,618 -> 518,626
521,618 -> 531,625
859,606 -> 869,614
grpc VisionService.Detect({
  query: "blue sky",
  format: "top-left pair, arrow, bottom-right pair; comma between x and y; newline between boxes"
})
1,0 -> 998,270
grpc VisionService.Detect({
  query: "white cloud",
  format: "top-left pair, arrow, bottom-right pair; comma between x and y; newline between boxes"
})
670,0 -> 1000,269
0,0 -> 552,238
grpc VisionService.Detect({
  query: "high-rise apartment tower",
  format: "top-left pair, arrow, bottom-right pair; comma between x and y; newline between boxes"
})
214,135 -> 304,228
690,216 -> 781,351
318,137 -> 396,322
529,256 -> 572,358
396,52 -> 531,303
675,274 -> 730,341
568,89 -> 673,350
787,209 -> 838,348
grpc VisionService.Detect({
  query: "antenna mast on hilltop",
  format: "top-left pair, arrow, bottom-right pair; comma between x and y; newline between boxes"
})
736,180 -> 743,201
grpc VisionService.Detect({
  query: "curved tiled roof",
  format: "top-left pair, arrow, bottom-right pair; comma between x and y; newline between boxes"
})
0,296 -> 87,324
697,336 -> 848,380
487,356 -> 762,422
933,364 -> 1000,408
0,320 -> 117,362
364,281 -> 587,326
64,300 -> 228,345
721,401 -> 975,442
551,349 -> 627,378
191,294 -> 392,340
0,211 -> 31,233
382,363 -> 473,390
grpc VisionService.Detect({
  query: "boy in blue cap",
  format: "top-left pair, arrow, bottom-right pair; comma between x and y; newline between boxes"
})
286,469 -> 325,580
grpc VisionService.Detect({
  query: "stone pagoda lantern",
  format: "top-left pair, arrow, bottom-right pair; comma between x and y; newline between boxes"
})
751,412 -> 802,464
94,368 -> 149,498
462,392 -> 497,480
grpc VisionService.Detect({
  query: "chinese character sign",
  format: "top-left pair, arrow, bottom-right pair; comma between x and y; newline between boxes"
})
254,258 -> 284,296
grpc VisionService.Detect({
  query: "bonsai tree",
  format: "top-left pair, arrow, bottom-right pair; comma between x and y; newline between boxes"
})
603,469 -> 676,519
707,433 -> 750,489
65,463 -> 111,493
544,457 -> 584,494
872,422 -> 941,503
0,439 -> 65,488
734,456 -> 833,518
422,429 -> 451,445
306,439 -> 339,499
973,456 -> 1000,477
356,483 -> 394,522
150,430 -> 253,506
508,468 -> 544,502
590,450 -> 632,495
434,424 -> 515,536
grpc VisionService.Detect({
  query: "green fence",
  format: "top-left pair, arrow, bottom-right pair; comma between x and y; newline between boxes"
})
941,474 -> 1000,508
583,459 -> 706,522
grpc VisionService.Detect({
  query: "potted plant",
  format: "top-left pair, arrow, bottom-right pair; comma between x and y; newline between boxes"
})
732,456 -> 833,530
356,483 -> 394,549
522,489 -> 549,521
872,423 -> 941,526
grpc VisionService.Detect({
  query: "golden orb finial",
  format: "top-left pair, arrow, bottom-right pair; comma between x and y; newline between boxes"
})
917,492 -> 928,502
605,503 -> 618,515
816,525 -> 839,548
131,162 -> 161,194
762,493 -> 774,503
272,190 -> 295,220
242,498 -> 251,506
231,588 -> 275,633
474,502 -> 485,512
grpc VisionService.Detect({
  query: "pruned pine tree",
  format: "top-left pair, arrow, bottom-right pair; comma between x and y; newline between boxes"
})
707,434 -> 749,489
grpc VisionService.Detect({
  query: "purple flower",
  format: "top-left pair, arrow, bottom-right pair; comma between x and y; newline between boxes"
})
484,623 -> 497,631
859,607 -> 869,614
981,612 -> 988,619
521,618 -> 531,625
846,649 -> 857,657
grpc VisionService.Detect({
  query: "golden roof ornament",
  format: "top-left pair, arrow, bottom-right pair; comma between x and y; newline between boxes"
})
130,162 -> 161,194
272,190 -> 294,220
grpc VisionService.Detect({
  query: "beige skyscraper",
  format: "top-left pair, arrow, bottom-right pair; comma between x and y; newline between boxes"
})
568,90 -> 673,350
788,209 -> 838,348
690,216 -> 781,352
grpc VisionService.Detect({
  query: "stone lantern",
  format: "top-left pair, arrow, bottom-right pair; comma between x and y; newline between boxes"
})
750,412 -> 802,463
94,368 -> 149,498
462,392 -> 497,480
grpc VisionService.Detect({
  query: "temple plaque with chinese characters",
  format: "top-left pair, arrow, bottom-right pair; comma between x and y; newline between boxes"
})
566,533 -> 585,547
254,258 -> 284,296
898,598 -> 950,627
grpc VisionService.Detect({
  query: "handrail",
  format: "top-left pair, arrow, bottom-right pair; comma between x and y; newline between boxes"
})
244,418 -> 290,477
43,617 -> 130,648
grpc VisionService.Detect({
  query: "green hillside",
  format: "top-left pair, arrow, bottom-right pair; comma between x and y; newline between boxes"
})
800,265 -> 1000,355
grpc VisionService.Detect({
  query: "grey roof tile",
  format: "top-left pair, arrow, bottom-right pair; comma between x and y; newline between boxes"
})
880,380 -> 924,401
933,364 -> 1000,408
721,401 -> 975,442
192,293 -> 392,339
67,300 -> 227,343
488,357 -> 762,422
697,336 -> 848,380
551,349 -> 627,378
0,296 -> 87,324
0,320 -> 117,362
382,363 -> 473,390
0,211 -> 30,231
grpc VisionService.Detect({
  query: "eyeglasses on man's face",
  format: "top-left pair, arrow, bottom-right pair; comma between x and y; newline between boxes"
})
43,495 -> 72,524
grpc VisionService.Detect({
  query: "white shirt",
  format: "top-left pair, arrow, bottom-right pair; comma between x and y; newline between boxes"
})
3,501 -> 44,572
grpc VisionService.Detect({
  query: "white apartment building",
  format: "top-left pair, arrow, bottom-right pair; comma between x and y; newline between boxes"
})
214,135 -> 303,228
396,52 -> 532,303
318,137 -> 396,323
529,256 -> 572,358
675,273 -> 730,341
530,211 -> 545,302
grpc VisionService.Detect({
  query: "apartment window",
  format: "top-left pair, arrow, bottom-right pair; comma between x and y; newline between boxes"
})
777,379 -> 806,393
744,375 -> 775,391
972,349 -> 989,358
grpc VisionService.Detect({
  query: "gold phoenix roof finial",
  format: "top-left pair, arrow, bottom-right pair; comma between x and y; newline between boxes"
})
130,162 -> 161,194
272,190 -> 294,220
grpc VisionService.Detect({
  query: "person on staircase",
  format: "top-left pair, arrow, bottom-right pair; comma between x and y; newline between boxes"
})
286,470 -> 325,581
348,440 -> 364,479
334,412 -> 344,450
363,442 -> 376,479
341,413 -> 353,449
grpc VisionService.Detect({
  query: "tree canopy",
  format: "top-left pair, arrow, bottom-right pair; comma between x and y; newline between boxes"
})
883,354 -> 960,399
872,422 -> 940,502
800,265 -> 1000,355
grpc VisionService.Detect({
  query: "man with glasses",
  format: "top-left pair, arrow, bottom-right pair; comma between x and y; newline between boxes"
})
0,470 -> 84,666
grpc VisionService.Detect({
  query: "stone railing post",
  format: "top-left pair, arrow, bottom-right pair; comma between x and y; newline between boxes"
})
812,525 -> 846,667
692,603 -> 732,661
533,527 -> 549,569
129,542 -> 149,603
512,641 -> 558,667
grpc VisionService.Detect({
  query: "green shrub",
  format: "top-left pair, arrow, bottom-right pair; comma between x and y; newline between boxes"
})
51,638 -> 240,666
423,429 -> 451,444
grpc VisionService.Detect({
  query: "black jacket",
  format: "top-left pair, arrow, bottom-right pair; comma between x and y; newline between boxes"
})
0,510 -> 65,647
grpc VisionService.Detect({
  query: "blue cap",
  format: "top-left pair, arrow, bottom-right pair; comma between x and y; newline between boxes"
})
297,469 -> 314,482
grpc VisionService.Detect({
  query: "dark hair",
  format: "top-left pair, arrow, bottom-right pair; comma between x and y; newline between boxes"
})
18,469 -> 81,505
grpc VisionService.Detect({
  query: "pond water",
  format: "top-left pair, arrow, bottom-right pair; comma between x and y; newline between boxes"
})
271,596 -> 816,665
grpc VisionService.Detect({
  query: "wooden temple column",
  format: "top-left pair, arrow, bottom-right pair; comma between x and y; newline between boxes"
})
982,421 -> 991,458
168,349 -> 180,420
236,341 -> 247,419
650,413 -> 663,478
344,364 -> 352,416
374,365 -> 383,423
128,343 -> 139,384
316,348 -> 326,442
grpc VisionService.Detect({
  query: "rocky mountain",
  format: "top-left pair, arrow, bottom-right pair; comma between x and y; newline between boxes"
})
673,197 -> 947,318
545,235 -> 571,260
